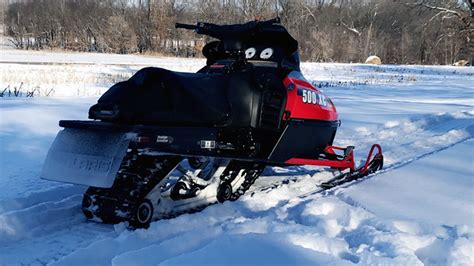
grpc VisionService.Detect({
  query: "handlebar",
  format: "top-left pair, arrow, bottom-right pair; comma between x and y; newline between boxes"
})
175,23 -> 197,30
262,17 -> 280,25
175,17 -> 281,39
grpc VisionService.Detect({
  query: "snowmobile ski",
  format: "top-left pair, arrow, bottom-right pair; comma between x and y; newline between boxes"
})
319,144 -> 384,189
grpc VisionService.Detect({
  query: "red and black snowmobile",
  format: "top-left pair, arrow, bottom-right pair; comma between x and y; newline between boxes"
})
41,18 -> 383,228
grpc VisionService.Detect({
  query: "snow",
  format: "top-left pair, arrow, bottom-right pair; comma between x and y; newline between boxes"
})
347,139 -> 474,227
0,49 -> 473,265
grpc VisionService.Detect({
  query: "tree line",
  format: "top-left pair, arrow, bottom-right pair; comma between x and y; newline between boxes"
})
4,0 -> 473,65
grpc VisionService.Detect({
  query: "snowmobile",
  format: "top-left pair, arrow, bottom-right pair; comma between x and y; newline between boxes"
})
41,18 -> 383,228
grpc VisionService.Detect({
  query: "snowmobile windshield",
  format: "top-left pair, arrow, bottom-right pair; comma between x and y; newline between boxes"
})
176,18 -> 300,71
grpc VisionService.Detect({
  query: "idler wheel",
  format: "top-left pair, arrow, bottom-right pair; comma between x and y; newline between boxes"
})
216,182 -> 232,203
129,199 -> 154,229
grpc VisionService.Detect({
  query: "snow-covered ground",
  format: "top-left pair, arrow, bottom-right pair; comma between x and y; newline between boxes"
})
0,49 -> 473,265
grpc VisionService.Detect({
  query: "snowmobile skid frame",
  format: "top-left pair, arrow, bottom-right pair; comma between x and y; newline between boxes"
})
80,148 -> 267,228
79,141 -> 382,228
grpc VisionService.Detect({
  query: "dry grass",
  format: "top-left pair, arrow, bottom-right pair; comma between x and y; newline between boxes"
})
1,63 -> 137,97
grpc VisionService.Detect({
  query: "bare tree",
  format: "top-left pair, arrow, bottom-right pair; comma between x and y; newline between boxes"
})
3,0 -> 472,65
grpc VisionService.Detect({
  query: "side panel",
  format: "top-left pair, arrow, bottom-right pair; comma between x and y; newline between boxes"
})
268,119 -> 338,162
283,72 -> 338,121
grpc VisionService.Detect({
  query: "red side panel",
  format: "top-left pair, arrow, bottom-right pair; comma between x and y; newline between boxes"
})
283,72 -> 338,121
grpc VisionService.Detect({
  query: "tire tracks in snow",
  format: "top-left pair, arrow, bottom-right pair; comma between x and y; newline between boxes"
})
323,136 -> 473,198
0,188 -> 115,265
0,184 -> 85,215
0,194 -> 83,244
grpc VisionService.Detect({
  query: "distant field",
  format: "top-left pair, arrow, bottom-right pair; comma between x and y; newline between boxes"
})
1,48 -> 472,97
0,49 -> 205,97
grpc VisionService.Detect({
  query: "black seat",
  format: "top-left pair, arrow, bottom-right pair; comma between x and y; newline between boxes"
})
90,66 -> 287,129
91,67 -> 233,125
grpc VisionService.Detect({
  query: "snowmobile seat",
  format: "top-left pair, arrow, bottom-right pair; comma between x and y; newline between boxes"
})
89,67 -> 279,128
90,67 -> 230,126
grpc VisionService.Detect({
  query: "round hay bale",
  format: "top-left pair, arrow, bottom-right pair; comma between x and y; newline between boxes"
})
453,60 -> 469,66
365,55 -> 382,65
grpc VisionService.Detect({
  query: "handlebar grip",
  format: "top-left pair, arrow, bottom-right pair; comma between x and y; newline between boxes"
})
265,17 -> 281,24
175,23 -> 197,30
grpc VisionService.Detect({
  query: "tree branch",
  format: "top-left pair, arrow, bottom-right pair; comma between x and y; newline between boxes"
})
406,1 -> 463,18
340,21 -> 361,36
419,2 -> 461,17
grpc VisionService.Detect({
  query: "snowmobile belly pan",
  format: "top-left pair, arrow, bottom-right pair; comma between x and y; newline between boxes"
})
41,128 -> 130,188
